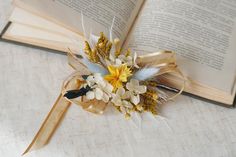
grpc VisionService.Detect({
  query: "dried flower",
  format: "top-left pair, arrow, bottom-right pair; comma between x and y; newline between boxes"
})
96,32 -> 112,59
126,79 -> 147,105
118,55 -> 133,66
84,32 -> 112,65
84,41 -> 100,63
85,73 -> 113,102
111,87 -> 133,115
86,73 -> 105,87
86,88 -> 103,100
114,38 -> 121,57
107,48 -> 138,67
104,64 -> 132,90
141,89 -> 159,115
106,54 -> 123,66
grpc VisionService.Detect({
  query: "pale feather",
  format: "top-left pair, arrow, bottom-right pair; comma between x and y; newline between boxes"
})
82,57 -> 108,76
133,67 -> 160,81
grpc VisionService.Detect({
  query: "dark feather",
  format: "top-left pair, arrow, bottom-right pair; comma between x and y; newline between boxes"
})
82,75 -> 89,80
64,86 -> 92,99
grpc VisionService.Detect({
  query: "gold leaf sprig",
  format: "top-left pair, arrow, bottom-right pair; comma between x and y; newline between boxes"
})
96,32 -> 112,59
84,41 -> 100,63
84,32 -> 112,64
141,89 -> 159,115
114,38 -> 121,57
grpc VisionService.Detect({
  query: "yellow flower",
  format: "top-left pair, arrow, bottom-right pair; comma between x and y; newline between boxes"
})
104,64 -> 132,90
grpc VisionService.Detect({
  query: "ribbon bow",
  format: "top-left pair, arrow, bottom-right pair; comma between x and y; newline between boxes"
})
23,47 -> 185,155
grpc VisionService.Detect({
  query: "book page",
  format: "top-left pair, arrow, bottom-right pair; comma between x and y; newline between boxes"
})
3,23 -> 84,52
9,7 -> 83,41
124,0 -> 236,93
14,0 -> 144,43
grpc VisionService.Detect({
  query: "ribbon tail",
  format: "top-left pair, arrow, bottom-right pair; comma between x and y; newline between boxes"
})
22,94 -> 71,155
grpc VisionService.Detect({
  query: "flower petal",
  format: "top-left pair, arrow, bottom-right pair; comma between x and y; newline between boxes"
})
131,79 -> 139,86
111,95 -> 122,106
95,88 -> 103,100
123,91 -> 131,99
86,91 -> 95,100
131,95 -> 140,105
117,87 -> 125,96
126,82 -> 132,91
136,85 -> 147,94
102,93 -> 110,103
105,83 -> 114,93
123,100 -> 133,108
115,59 -> 122,65
120,106 -> 127,114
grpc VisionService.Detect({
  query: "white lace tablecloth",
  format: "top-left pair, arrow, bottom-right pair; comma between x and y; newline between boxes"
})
0,1 -> 236,157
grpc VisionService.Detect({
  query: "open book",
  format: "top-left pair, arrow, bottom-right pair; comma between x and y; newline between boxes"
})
1,0 -> 236,106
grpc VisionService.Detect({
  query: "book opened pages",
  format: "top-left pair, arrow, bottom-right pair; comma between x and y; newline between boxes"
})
15,0 -> 144,44
125,0 -> 236,93
3,0 -> 235,104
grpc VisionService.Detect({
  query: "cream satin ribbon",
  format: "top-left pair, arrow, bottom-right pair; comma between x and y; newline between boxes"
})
23,50 -> 186,155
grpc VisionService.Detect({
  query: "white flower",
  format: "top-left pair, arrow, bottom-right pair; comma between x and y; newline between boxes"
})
106,54 -> 122,66
85,73 -> 113,102
106,52 -> 139,68
126,79 -> 147,105
118,55 -> 133,66
100,82 -> 113,102
86,88 -> 103,100
119,101 -> 132,114
126,79 -> 147,94
86,73 -> 105,87
111,87 -> 133,114
118,52 -> 139,68
86,82 -> 113,102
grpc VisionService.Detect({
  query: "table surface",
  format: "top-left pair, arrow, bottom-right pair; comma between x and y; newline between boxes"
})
1,1 -> 236,157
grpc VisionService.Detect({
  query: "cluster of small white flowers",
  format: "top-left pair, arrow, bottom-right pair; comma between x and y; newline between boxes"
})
106,53 -> 138,67
126,79 -> 147,105
118,55 -> 133,66
84,74 -> 147,116
85,73 -> 113,103
111,79 -> 147,115
111,87 -> 132,114
81,38 -> 148,116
